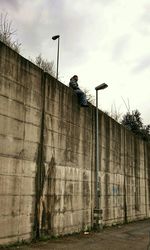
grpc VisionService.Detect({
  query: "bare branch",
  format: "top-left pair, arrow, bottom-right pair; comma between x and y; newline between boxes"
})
34,54 -> 55,77
121,96 -> 130,112
0,12 -> 21,53
83,88 -> 95,105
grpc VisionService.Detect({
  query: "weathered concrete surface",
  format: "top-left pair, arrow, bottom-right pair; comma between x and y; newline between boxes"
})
0,41 -> 150,245
1,219 -> 150,250
0,42 -> 44,244
38,74 -> 94,236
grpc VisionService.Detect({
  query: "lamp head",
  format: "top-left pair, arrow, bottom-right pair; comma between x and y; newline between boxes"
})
95,83 -> 108,91
52,35 -> 60,40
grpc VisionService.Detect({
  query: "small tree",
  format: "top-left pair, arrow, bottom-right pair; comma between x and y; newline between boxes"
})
121,110 -> 150,142
103,103 -> 122,123
110,103 -> 122,122
0,13 -> 21,53
83,88 -> 95,105
34,54 -> 55,77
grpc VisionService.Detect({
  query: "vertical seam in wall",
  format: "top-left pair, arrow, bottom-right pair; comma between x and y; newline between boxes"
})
18,73 -> 27,240
123,128 -> 127,223
144,143 -> 148,217
34,71 -> 46,238
91,106 -> 95,226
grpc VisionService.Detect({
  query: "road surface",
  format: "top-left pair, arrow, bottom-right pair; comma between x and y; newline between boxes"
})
1,219 -> 150,250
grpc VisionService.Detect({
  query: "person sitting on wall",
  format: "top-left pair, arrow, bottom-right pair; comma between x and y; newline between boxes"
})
69,75 -> 89,107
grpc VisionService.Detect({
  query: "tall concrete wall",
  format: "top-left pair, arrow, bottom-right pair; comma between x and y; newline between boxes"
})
38,74 -> 95,235
0,42 -> 44,244
99,116 -> 150,225
0,42 -> 150,244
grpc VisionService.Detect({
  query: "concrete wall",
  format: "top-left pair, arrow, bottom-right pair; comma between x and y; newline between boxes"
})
99,116 -> 150,225
38,74 -> 95,235
0,42 -> 44,244
0,42 -> 150,244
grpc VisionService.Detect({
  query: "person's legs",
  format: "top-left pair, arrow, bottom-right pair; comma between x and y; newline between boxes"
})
75,89 -> 88,106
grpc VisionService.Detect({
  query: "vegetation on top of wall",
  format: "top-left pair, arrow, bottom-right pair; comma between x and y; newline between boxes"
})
0,12 -> 55,77
121,109 -> 150,142
83,88 -> 95,105
0,13 -> 21,53
33,54 -> 55,77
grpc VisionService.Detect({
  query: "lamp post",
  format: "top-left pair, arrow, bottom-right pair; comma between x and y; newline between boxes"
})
52,35 -> 60,80
94,83 -> 108,230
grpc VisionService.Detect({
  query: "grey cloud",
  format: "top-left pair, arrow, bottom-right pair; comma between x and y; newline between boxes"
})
141,5 -> 150,23
136,5 -> 150,35
112,35 -> 130,61
132,55 -> 150,73
38,0 -> 93,63
2,0 -> 106,66
11,0 -> 85,65
0,0 -> 20,9
99,0 -> 117,6
12,1 -> 50,53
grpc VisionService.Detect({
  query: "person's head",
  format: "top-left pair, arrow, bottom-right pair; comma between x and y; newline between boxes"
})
73,75 -> 78,81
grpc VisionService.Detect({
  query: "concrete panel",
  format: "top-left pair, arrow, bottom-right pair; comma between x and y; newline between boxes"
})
25,123 -> 40,143
0,157 -> 36,177
0,77 -> 25,102
0,115 -> 24,139
0,196 -> 20,216
0,175 -> 21,195
0,95 -> 25,121
25,106 -> 42,126
20,176 -> 35,195
0,215 -> 20,240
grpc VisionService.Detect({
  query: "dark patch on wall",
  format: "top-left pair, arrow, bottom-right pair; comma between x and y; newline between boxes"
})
134,138 -> 140,211
0,42 -> 19,81
91,106 -> 96,225
82,171 -> 90,228
144,143 -> 148,215
104,114 -> 110,173
104,115 -> 110,220
123,129 -> 127,223
82,171 -> 90,205
98,111 -> 102,151
147,144 -> 150,208
46,74 -> 57,102
34,73 -> 46,238
104,173 -> 110,220
46,155 -> 56,233
118,124 -> 122,173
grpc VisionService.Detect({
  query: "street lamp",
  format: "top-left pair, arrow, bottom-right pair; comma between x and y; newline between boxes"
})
94,83 -> 108,230
52,35 -> 60,80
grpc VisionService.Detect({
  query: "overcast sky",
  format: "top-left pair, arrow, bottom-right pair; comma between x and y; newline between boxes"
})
1,0 -> 150,124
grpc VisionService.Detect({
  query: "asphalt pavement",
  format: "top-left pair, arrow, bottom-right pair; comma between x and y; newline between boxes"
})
1,219 -> 150,250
